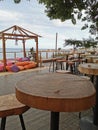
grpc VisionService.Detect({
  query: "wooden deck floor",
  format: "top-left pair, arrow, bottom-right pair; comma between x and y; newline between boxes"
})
0,66 -> 93,130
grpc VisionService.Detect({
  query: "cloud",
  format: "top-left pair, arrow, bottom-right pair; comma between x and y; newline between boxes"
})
52,19 -> 86,30
0,0 -> 92,49
0,10 -> 23,22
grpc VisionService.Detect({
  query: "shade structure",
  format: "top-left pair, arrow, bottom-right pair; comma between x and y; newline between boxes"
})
0,25 -> 41,71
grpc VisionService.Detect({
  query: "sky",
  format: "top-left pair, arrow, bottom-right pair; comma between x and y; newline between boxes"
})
0,0 -> 92,49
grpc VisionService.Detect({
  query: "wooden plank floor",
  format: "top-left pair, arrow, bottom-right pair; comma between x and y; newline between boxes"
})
0,66 -> 93,130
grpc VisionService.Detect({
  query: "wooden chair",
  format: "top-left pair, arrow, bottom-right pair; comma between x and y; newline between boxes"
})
0,93 -> 30,130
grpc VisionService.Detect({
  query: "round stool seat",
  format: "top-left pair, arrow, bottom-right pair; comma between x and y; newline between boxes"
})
0,93 -> 29,117
56,59 -> 67,62
56,70 -> 71,74
67,61 -> 75,65
0,93 -> 30,130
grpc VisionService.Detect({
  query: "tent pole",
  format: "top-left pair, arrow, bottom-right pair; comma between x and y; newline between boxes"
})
35,37 -> 38,67
23,39 -> 26,57
2,34 -> 6,72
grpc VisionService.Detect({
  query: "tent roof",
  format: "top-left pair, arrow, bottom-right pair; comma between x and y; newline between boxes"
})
0,25 -> 41,40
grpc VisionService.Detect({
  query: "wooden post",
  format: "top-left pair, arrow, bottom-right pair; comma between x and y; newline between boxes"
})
23,39 -> 26,57
2,33 -> 6,71
39,52 -> 42,67
35,37 -> 38,67
14,52 -> 16,62
55,33 -> 58,54
46,52 -> 48,59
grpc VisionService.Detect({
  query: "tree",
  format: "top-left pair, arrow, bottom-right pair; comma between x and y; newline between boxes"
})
0,0 -> 29,4
38,0 -> 98,37
1,0 -> 98,37
64,37 -> 98,49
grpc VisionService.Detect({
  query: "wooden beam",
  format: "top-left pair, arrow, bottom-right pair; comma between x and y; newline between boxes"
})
4,33 -> 37,38
0,25 -> 15,34
18,26 -> 42,37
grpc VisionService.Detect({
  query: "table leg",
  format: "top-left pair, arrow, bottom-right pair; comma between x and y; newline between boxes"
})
90,75 -> 94,83
66,55 -> 68,70
50,112 -> 59,130
93,76 -> 98,125
49,61 -> 55,72
53,61 -> 55,72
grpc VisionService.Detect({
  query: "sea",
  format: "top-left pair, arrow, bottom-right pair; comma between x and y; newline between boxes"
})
0,48 -> 57,60
0,48 -> 26,59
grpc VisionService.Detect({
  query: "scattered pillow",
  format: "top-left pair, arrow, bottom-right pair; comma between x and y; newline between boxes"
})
17,58 -> 22,62
11,65 -> 20,72
21,57 -> 30,62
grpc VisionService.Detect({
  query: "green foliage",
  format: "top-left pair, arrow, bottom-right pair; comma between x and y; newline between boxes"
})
13,0 -> 21,3
1,0 -> 98,36
38,0 -> 98,36
64,38 -> 98,49
38,0 -> 86,22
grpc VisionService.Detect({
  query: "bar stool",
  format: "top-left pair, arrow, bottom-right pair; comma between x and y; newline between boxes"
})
0,93 -> 30,130
67,61 -> 75,73
55,59 -> 66,70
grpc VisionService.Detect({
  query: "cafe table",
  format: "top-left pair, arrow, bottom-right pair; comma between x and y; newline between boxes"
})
86,55 -> 98,63
78,63 -> 98,126
15,73 -> 96,130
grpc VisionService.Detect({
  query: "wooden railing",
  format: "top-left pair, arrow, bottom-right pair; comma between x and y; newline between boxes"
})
0,50 -> 67,60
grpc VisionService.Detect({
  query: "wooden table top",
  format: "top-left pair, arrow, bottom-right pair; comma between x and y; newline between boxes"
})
78,63 -> 98,75
16,73 -> 96,112
86,55 -> 98,58
41,57 -> 63,63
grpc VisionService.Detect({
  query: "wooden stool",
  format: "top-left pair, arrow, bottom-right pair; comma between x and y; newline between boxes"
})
0,93 -> 30,130
56,59 -> 66,70
67,61 -> 75,73
56,70 -> 71,74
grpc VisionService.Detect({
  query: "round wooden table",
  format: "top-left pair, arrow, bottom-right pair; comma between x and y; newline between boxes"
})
86,55 -> 98,63
16,73 -> 96,130
78,63 -> 98,125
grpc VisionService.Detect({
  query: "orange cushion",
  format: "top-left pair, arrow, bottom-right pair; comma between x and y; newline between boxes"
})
15,61 -> 29,66
30,63 -> 37,68
24,65 -> 29,69
29,61 -> 37,64
24,63 -> 36,69
17,66 -> 24,71
6,66 -> 12,72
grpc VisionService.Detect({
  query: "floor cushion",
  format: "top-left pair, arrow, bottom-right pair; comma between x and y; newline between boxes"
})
11,65 -> 20,72
17,66 -> 24,71
6,66 -> 12,72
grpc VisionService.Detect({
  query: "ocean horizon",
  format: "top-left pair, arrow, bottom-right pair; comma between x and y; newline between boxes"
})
0,48 -> 64,59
